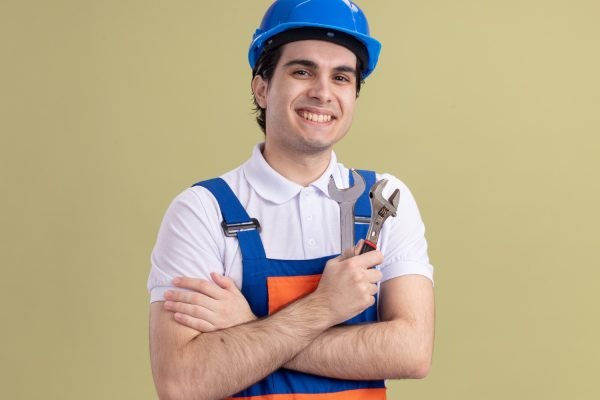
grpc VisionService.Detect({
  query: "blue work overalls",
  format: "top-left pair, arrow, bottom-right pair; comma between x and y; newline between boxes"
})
194,170 -> 386,400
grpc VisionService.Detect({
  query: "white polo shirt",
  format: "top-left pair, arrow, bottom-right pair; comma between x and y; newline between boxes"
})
148,143 -> 434,303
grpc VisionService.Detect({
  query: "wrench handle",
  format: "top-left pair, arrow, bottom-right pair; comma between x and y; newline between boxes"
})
359,240 -> 377,254
339,203 -> 355,254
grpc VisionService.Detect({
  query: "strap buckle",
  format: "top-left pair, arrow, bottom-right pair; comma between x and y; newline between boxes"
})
221,218 -> 261,237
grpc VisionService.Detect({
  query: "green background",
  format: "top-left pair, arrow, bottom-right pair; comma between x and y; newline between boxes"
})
2,0 -> 599,398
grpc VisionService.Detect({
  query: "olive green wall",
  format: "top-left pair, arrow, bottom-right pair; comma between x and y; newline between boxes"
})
2,1 -> 599,399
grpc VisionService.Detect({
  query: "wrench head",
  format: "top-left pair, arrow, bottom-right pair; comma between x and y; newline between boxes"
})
369,179 -> 400,216
328,169 -> 366,203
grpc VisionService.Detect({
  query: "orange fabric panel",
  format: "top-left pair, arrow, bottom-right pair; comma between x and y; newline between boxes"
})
267,274 -> 322,315
228,388 -> 386,400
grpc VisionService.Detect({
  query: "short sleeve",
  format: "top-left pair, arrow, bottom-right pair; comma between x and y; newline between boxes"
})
377,174 -> 434,284
147,187 -> 226,303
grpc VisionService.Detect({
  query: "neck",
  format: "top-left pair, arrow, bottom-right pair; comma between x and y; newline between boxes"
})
262,142 -> 332,187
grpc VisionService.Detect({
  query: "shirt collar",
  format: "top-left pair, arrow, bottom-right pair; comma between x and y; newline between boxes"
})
242,143 -> 343,204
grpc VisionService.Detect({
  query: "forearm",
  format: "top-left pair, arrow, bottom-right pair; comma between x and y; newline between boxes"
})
152,251 -> 390,398
154,295 -> 332,400
282,319 -> 432,380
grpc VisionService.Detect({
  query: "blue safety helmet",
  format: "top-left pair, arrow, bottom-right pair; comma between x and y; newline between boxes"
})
249,0 -> 382,78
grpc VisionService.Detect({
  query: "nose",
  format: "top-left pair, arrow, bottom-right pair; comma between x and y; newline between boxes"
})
307,76 -> 333,103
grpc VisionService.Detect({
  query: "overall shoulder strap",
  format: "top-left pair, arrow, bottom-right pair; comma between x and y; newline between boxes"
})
193,178 -> 266,260
350,169 -> 376,242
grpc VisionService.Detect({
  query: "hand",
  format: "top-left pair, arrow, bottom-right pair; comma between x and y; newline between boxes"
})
163,272 -> 257,333
313,240 -> 384,326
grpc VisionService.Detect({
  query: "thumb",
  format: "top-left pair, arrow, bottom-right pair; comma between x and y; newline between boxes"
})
354,239 -> 365,256
210,272 -> 237,291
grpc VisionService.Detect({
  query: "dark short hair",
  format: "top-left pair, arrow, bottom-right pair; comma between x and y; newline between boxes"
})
251,45 -> 365,134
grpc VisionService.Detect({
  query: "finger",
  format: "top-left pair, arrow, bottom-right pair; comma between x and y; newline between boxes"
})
210,272 -> 238,292
165,290 -> 218,311
164,300 -> 216,321
370,283 -> 380,296
172,276 -> 225,300
356,250 -> 384,269
365,268 -> 383,284
173,312 -> 217,333
354,240 -> 364,256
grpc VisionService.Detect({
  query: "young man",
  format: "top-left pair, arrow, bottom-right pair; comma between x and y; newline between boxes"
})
148,1 -> 435,399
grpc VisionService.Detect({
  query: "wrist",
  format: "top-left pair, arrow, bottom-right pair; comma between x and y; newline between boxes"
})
298,291 -> 336,330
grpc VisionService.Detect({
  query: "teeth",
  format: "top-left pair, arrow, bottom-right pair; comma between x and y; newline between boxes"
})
301,111 -> 332,122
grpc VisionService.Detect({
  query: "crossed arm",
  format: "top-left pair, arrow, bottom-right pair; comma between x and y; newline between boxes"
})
149,248 -> 434,399
150,288 -> 335,400
281,274 -> 434,380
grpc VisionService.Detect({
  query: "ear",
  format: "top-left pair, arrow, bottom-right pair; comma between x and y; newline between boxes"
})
252,75 -> 268,109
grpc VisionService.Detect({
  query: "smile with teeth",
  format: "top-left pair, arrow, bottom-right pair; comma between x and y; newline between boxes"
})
300,111 -> 333,123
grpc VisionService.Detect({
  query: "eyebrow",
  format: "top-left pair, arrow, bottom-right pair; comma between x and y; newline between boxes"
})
283,59 -> 357,75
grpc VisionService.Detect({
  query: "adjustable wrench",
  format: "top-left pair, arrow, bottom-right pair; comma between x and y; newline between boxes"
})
328,169 -> 366,258
360,179 -> 400,254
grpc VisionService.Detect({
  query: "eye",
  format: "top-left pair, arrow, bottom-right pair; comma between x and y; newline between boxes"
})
293,69 -> 310,77
334,75 -> 351,83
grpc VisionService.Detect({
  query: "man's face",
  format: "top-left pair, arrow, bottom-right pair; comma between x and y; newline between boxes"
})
254,40 -> 359,157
